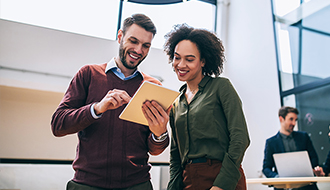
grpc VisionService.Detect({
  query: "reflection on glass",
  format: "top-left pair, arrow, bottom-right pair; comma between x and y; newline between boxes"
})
0,0 -> 120,40
287,26 -> 299,74
276,24 -> 293,73
280,71 -> 294,92
294,85 -> 330,163
272,0 -> 300,17
282,94 -> 296,108
121,0 -> 215,49
302,4 -> 330,34
301,30 -> 330,80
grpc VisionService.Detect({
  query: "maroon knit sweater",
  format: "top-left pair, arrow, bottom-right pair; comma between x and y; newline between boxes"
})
51,63 -> 169,188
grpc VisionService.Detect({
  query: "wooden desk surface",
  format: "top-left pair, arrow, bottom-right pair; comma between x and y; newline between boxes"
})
247,177 -> 330,189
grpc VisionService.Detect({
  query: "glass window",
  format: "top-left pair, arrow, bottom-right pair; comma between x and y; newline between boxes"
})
272,0 -> 330,165
294,85 -> 330,164
0,0 -> 120,40
272,0 -> 300,17
273,3 -> 330,90
278,24 -> 330,88
302,4 -> 330,34
300,30 -> 330,82
287,26 -> 300,74
276,23 -> 294,74
282,94 -> 296,108
275,23 -> 296,91
121,0 -> 216,49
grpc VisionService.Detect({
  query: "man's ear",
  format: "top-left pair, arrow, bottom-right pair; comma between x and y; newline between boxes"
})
117,29 -> 123,44
279,116 -> 285,122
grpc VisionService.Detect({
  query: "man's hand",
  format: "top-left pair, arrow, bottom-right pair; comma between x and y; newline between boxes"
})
142,100 -> 172,137
94,89 -> 131,115
210,186 -> 223,190
313,166 -> 325,177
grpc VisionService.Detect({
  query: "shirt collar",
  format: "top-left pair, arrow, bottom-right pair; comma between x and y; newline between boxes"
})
279,132 -> 293,139
178,75 -> 211,101
105,58 -> 118,73
179,75 -> 211,93
105,58 -> 143,79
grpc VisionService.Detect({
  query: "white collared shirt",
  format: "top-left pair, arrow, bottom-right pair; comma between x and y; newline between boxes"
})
91,58 -> 143,119
105,58 -> 142,81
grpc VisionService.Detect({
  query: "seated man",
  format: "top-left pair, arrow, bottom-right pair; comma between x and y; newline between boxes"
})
262,106 -> 322,190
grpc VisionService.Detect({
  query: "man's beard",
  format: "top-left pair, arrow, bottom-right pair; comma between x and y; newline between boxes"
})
286,125 -> 294,133
119,42 -> 145,70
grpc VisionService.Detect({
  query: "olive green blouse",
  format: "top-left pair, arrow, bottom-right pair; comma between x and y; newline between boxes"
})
167,76 -> 250,190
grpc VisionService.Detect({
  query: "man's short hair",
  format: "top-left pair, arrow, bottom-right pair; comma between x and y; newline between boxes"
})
278,106 -> 299,119
122,14 -> 156,36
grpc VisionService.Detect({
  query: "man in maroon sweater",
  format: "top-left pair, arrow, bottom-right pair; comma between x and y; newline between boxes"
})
51,14 -> 170,190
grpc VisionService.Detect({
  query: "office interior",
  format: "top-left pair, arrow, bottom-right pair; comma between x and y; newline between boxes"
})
0,0 -> 329,189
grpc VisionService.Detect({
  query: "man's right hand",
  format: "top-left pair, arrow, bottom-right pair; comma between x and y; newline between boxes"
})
314,166 -> 325,177
94,89 -> 131,115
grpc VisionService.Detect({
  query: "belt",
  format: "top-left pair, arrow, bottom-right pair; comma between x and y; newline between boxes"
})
187,157 -> 208,164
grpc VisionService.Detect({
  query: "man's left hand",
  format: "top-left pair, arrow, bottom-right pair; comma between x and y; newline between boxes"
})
142,100 -> 172,137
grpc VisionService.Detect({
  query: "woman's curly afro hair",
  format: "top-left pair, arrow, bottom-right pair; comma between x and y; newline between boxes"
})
164,23 -> 225,77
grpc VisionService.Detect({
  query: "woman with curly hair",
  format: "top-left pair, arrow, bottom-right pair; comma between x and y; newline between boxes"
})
164,24 -> 250,190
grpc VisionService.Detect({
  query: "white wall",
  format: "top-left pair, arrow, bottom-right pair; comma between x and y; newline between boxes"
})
224,0 -> 281,180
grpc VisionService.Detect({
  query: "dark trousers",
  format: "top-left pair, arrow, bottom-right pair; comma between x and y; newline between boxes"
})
66,180 -> 153,190
182,159 -> 247,190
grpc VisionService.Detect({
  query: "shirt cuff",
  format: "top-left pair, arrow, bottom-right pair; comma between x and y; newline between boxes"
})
91,103 -> 102,119
152,132 -> 168,142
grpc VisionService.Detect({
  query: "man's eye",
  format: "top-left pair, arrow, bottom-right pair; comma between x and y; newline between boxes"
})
143,44 -> 150,49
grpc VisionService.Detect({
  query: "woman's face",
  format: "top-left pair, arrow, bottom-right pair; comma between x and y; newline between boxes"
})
172,40 -> 205,83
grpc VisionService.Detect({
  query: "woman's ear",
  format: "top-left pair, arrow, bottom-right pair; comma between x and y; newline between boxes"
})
201,59 -> 206,67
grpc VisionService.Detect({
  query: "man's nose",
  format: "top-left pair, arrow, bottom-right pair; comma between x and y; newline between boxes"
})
135,44 -> 143,54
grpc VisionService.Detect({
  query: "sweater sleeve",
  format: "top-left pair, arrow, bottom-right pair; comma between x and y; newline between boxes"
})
213,78 -> 250,190
147,133 -> 169,155
51,65 -> 96,137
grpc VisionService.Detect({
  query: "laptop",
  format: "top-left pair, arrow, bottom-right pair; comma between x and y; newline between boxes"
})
273,151 -> 314,177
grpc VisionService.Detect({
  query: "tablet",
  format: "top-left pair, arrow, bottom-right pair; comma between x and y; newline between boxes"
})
119,81 -> 180,126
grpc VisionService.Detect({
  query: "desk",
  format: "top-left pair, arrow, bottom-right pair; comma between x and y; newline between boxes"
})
247,177 -> 330,189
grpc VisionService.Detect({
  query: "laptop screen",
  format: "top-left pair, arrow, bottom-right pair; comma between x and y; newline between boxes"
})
273,151 -> 314,177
